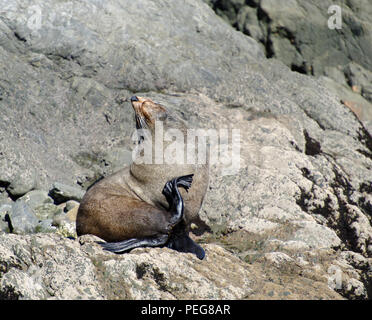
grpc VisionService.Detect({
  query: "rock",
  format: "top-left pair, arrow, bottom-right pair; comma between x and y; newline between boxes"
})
0,203 -> 12,233
65,200 -> 80,212
341,100 -> 363,120
8,200 -> 39,235
0,0 -> 371,299
291,221 -> 341,250
19,190 -> 53,210
17,190 -> 61,222
35,219 -> 56,234
49,183 -> 85,205
0,234 -> 104,299
0,233 -> 343,300
33,203 -> 62,220
206,0 -> 372,78
318,75 -> 372,129
66,206 -> 79,223
78,234 -> 104,246
263,252 -> 295,268
6,169 -> 37,197
52,212 -> 77,239
342,278 -> 367,299
0,0 -> 263,191
204,0 -> 372,128
362,85 -> 372,104
344,62 -> 372,103
236,6 -> 265,42
280,240 -> 311,252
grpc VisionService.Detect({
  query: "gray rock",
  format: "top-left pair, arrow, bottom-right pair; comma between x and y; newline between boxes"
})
35,219 -> 57,234
0,233 -> 343,300
33,203 -> 62,220
0,234 -> 104,299
19,190 -> 53,210
344,62 -> 372,103
318,76 -> 372,126
207,0 -> 372,78
8,200 -> 39,235
205,0 -> 372,125
49,182 -> 85,204
291,221 -> 341,249
362,85 -> 372,104
6,169 -> 37,197
0,0 -> 371,299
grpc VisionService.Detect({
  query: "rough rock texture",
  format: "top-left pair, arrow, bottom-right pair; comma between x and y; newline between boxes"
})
210,0 -> 371,71
0,0 -> 371,299
0,233 -> 343,300
8,200 -> 39,234
203,0 -> 372,130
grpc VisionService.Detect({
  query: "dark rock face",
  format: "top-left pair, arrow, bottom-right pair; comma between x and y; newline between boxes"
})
204,0 -> 372,77
203,0 -> 372,129
0,0 -> 371,299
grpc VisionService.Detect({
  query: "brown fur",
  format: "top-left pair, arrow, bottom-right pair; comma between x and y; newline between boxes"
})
76,96 -> 209,242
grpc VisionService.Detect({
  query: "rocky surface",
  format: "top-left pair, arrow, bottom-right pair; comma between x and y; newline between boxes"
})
0,233 -> 343,300
203,0 -> 372,130
204,0 -> 372,74
0,0 -> 371,299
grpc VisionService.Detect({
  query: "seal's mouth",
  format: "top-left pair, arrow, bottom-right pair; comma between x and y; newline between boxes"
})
135,114 -> 144,130
134,111 -> 147,130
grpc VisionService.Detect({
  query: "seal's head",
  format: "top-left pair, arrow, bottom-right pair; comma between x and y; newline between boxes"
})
130,96 -> 167,130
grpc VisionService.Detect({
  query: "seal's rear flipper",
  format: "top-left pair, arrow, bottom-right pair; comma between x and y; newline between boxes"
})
98,234 -> 168,253
167,232 -> 205,260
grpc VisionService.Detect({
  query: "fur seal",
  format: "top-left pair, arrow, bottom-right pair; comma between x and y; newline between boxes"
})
76,96 -> 209,259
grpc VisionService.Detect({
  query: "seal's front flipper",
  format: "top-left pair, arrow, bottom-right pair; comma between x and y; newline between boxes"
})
99,234 -> 168,253
162,174 -> 194,227
162,174 -> 194,204
167,231 -> 205,260
175,174 -> 194,192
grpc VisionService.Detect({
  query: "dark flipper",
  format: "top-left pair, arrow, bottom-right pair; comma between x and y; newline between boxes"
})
174,174 -> 193,192
162,174 -> 206,260
162,174 -> 194,226
99,234 -> 168,253
162,174 -> 193,203
166,224 -> 205,260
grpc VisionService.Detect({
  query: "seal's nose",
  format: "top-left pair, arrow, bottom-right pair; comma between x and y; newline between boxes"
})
130,96 -> 139,102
